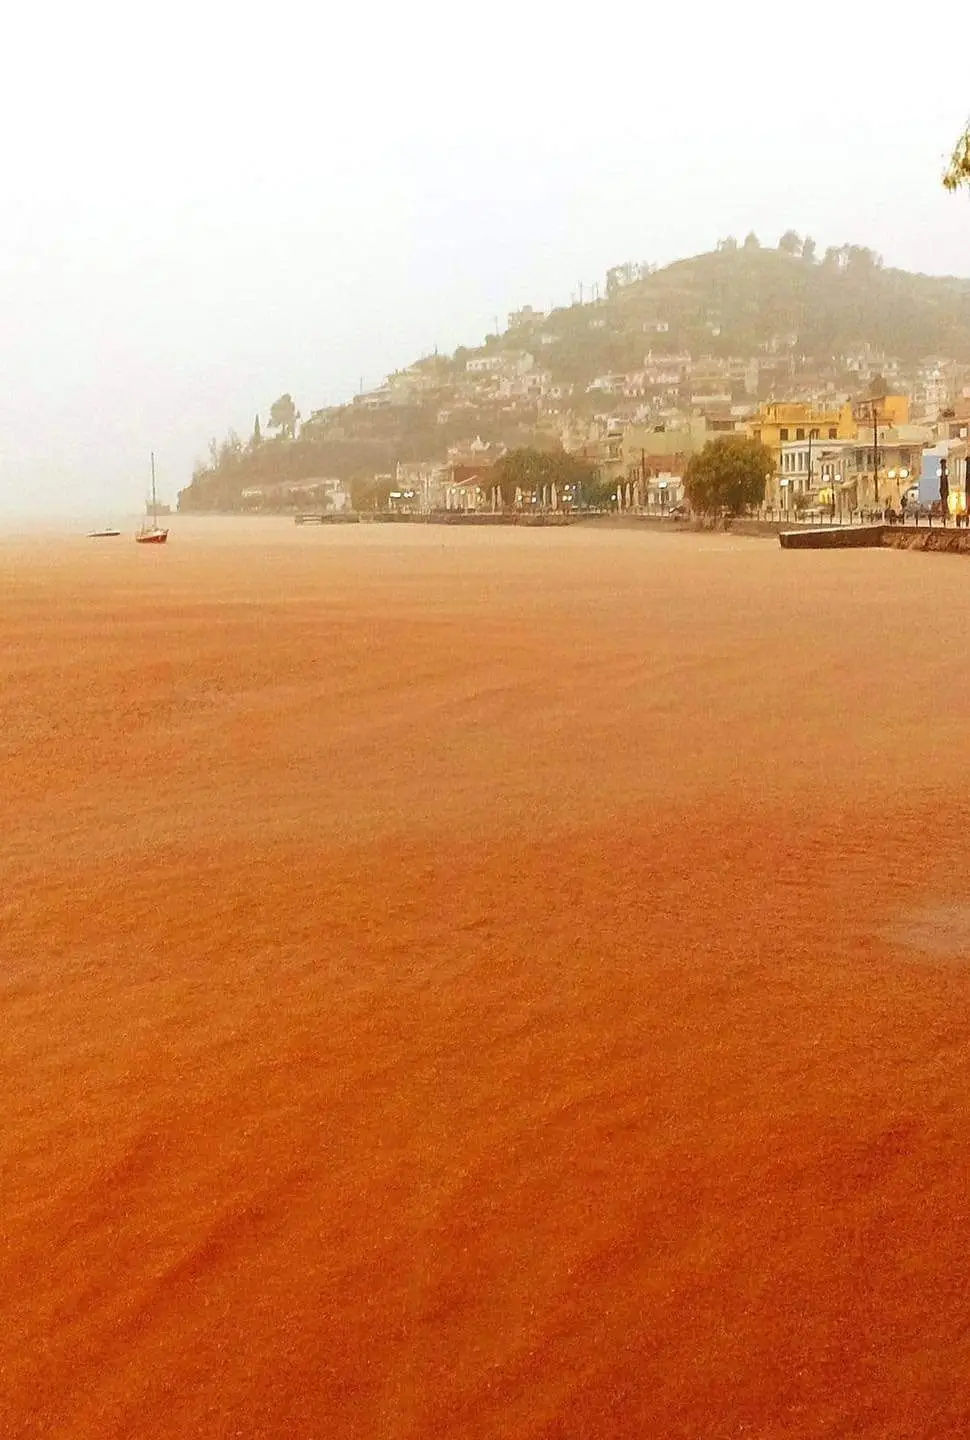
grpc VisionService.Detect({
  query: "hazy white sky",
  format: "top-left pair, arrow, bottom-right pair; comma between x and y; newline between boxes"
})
1,0 -> 968,515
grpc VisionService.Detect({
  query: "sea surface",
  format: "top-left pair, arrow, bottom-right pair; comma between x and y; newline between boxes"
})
3,522 -> 970,1438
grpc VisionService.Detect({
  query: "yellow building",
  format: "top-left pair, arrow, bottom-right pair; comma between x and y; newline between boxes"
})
751,396 -> 913,509
840,424 -> 931,512
771,426 -> 930,514
747,395 -> 910,455
850,393 -> 910,431
747,401 -> 856,453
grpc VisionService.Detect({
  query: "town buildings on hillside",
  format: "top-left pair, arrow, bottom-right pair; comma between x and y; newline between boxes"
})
272,312 -> 970,517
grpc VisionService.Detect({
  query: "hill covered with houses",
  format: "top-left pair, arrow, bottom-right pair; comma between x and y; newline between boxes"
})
179,233 -> 970,514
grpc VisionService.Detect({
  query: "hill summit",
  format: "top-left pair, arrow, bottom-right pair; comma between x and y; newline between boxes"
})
512,236 -> 970,376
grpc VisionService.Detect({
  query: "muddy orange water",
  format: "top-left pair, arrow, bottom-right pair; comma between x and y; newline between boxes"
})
3,518 -> 970,1438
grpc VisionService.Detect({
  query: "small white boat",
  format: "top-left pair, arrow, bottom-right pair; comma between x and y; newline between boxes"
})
88,528 -> 121,538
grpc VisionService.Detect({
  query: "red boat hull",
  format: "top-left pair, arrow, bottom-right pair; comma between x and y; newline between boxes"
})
135,530 -> 168,545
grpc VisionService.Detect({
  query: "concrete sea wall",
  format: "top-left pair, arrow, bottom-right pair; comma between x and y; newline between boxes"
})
779,524 -> 970,555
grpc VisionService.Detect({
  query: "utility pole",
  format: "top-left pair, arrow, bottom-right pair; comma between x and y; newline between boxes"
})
871,402 -> 880,505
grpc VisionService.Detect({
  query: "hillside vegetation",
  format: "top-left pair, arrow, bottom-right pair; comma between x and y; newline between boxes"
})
528,241 -> 970,376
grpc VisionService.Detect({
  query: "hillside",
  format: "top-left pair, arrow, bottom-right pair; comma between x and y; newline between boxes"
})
521,241 -> 970,379
180,239 -> 970,511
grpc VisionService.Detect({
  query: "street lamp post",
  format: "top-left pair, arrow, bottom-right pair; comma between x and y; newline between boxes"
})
823,463 -> 838,523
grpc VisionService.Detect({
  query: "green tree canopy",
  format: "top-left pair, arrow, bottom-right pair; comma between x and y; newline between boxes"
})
944,120 -> 970,191
683,436 -> 774,516
778,229 -> 801,256
268,393 -> 298,439
801,235 -> 817,263
490,447 -> 599,507
350,473 -> 395,510
845,244 -> 881,272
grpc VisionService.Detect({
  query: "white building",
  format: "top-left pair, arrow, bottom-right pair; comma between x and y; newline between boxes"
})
466,355 -> 503,374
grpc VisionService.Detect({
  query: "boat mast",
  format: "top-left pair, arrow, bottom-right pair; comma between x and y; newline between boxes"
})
150,452 -> 157,527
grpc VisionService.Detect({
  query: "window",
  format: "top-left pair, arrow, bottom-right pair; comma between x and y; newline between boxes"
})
796,428 -> 805,440
780,428 -> 789,441
828,428 -> 837,439
810,429 -> 820,441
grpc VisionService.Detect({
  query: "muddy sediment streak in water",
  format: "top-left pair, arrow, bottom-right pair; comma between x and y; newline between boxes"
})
3,518 -> 970,1439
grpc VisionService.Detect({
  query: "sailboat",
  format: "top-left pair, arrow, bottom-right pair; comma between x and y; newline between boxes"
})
136,452 -> 169,545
